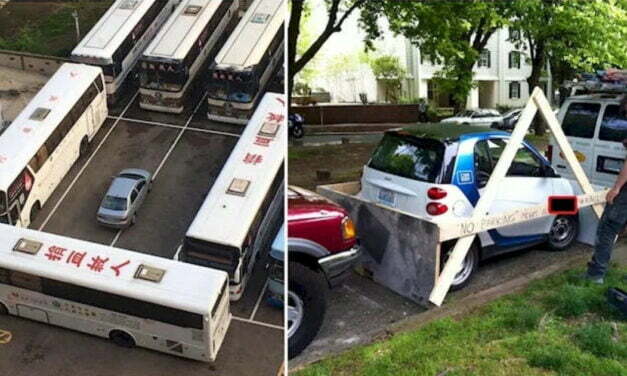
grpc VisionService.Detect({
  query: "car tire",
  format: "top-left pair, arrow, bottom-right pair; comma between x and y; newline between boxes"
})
0,302 -> 8,315
288,261 -> 327,359
30,202 -> 41,224
109,330 -> 135,348
547,215 -> 578,251
441,242 -> 479,291
291,125 -> 304,139
79,137 -> 90,158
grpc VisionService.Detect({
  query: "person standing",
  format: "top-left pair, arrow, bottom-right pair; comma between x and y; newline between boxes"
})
585,137 -> 627,283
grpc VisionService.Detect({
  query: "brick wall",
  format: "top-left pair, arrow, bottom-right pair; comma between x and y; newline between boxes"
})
291,104 -> 420,125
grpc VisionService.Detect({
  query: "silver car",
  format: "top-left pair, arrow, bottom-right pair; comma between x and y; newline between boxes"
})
97,169 -> 152,228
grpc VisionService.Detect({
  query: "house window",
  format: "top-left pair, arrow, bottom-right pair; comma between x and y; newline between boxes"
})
427,80 -> 435,100
478,49 -> 491,68
509,81 -> 521,99
509,51 -> 521,69
509,28 -> 520,41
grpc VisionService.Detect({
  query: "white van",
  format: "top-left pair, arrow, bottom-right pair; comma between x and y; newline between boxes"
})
548,93 -> 626,188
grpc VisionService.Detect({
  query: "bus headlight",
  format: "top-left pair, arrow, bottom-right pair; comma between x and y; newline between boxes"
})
341,217 -> 356,240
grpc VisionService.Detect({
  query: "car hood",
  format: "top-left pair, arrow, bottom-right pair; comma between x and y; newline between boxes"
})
287,186 -> 347,222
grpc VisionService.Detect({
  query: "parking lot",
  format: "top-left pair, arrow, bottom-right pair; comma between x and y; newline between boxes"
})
1,82 -> 284,375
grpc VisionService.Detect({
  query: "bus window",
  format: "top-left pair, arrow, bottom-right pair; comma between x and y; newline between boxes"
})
10,270 -> 42,291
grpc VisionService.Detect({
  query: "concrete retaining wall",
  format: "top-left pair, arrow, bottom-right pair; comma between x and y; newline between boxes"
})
0,50 -> 71,76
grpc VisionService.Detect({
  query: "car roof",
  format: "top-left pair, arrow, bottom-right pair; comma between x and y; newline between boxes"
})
567,93 -> 624,102
107,177 -> 137,198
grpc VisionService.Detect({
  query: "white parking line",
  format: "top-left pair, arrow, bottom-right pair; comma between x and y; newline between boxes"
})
109,92 -> 208,247
152,92 -> 208,180
232,316 -> 283,331
38,92 -> 139,232
109,116 -> 241,138
249,280 -> 268,321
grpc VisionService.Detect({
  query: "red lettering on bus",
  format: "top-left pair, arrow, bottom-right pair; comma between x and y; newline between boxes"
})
110,260 -> 131,277
66,251 -> 87,268
87,256 -> 109,273
45,246 -> 67,261
243,153 -> 263,165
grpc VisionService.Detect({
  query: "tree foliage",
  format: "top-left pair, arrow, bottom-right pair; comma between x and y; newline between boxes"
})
360,1 -> 514,111
369,55 -> 406,103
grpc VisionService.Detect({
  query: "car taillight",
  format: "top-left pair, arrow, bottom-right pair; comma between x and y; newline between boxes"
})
426,202 -> 448,215
546,144 -> 553,163
341,217 -> 356,240
427,187 -> 448,200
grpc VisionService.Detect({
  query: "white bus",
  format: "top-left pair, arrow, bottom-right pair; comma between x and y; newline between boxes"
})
178,93 -> 285,300
0,223 -> 231,362
71,0 -> 180,104
138,0 -> 239,113
0,63 -> 107,228
206,0 -> 284,124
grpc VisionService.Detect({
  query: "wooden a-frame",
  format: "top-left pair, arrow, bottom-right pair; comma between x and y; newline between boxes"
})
429,88 -> 607,306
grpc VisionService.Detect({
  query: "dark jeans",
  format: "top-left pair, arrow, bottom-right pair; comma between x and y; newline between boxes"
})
587,187 -> 627,278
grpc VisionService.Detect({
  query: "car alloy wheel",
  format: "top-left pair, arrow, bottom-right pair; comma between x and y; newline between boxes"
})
287,290 -> 304,339
548,215 -> 577,250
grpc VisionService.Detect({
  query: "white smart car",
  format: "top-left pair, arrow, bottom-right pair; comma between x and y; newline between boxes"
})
441,109 -> 504,128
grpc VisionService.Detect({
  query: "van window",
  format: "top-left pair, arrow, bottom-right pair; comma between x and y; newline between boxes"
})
599,105 -> 627,142
562,102 -> 601,139
369,133 -> 444,183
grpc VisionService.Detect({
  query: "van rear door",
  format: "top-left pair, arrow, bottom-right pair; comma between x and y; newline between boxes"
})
591,103 -> 627,188
553,101 -> 602,179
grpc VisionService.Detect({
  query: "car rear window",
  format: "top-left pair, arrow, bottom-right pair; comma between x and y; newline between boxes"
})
562,102 -> 601,139
599,104 -> 627,142
368,133 -> 445,183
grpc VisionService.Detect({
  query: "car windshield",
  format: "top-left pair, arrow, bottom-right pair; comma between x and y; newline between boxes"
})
369,133 -> 445,183
102,195 -> 127,211
456,110 -> 474,117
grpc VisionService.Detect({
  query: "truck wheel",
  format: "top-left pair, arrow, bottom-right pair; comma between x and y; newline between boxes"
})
441,243 -> 479,291
288,262 -> 327,359
291,125 -> 304,139
109,330 -> 135,348
547,215 -> 578,251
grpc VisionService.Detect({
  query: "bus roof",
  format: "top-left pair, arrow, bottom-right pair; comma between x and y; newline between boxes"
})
0,223 -> 227,315
186,92 -> 285,247
71,0 -> 159,62
214,0 -> 284,70
0,63 -> 102,190
143,0 -> 228,61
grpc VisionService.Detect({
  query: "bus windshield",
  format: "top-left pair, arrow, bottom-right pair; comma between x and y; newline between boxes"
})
207,72 -> 258,103
140,62 -> 187,92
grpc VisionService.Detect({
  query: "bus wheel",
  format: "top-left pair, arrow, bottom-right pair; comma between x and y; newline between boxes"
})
30,202 -> 41,224
0,302 -> 8,315
109,330 -> 135,348
79,137 -> 90,158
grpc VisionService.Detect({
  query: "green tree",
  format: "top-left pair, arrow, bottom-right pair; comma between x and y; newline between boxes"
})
360,1 -> 514,112
288,0 -> 371,104
369,55 -> 406,103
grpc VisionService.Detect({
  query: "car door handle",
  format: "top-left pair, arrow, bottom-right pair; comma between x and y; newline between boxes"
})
557,164 -> 566,169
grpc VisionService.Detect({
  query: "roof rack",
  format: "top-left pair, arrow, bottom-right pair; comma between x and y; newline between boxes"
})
563,69 -> 627,94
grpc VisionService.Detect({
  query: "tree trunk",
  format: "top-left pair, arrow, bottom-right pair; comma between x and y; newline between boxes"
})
527,40 -> 547,135
287,0 -> 304,110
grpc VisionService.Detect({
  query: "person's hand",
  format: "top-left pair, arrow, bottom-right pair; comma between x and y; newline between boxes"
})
606,188 -> 620,205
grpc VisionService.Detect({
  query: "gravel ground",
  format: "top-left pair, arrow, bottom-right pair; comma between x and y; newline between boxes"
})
0,66 -> 49,121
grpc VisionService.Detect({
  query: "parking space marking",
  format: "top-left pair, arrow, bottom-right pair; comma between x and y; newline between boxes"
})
249,280 -> 268,321
152,92 -> 208,180
108,116 -> 241,138
232,316 -> 283,331
0,329 -> 12,344
39,92 -> 140,232
110,229 -> 123,247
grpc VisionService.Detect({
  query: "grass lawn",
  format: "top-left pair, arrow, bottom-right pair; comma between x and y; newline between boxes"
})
0,1 -> 113,57
296,266 -> 627,376
288,123 -> 550,190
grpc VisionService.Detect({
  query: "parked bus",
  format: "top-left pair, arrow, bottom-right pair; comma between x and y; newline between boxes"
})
0,224 -> 231,361
0,63 -> 107,228
71,0 -> 179,104
178,93 -> 285,300
138,0 -> 239,113
206,0 -> 284,124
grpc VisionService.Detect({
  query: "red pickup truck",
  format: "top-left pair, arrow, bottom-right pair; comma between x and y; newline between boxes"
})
287,186 -> 360,358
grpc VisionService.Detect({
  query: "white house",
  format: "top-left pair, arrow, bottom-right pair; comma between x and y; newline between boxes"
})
404,28 -> 552,109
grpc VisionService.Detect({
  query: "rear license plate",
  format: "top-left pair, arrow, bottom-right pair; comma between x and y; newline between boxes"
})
378,188 -> 396,207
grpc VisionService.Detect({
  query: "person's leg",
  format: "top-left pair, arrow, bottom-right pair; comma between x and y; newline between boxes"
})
587,200 -> 627,279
